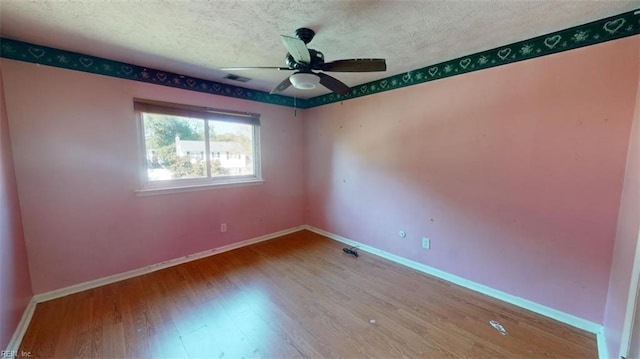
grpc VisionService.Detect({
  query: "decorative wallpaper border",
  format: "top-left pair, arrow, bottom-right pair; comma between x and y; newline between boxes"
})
0,38 -> 295,108
305,9 -> 639,108
1,9 -> 638,109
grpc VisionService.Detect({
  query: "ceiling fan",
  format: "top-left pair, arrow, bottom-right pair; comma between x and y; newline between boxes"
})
222,28 -> 386,95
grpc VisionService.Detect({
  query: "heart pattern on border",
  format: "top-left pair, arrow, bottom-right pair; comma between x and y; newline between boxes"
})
544,35 -> 562,49
497,48 -> 512,60
603,18 -> 625,34
79,58 -> 93,67
28,47 -> 45,58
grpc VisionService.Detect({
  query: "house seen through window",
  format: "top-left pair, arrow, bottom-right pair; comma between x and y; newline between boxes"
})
135,100 -> 261,191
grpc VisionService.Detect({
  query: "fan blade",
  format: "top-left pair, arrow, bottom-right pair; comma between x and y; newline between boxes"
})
221,66 -> 292,71
270,77 -> 292,95
321,58 -> 386,72
280,35 -> 311,64
318,73 -> 350,95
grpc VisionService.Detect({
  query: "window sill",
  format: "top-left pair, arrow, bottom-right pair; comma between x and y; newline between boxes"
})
135,179 -> 264,197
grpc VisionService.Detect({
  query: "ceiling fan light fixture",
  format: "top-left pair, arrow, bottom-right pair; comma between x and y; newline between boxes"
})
290,72 -> 320,90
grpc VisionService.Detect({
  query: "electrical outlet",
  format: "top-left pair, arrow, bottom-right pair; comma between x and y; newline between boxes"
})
422,237 -> 430,250
220,223 -> 227,232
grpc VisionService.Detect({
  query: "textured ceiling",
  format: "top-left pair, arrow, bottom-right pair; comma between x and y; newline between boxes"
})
1,1 -> 638,98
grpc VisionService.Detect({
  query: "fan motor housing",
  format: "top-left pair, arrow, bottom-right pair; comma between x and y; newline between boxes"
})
286,49 -> 324,70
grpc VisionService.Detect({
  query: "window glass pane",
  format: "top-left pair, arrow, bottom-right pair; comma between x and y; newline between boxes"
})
136,99 -> 261,191
143,113 -> 206,180
208,120 -> 255,177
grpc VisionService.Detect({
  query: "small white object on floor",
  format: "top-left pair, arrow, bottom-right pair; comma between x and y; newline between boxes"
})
489,320 -> 507,335
370,319 -> 376,324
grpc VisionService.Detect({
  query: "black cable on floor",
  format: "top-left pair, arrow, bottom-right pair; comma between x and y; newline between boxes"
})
342,246 -> 359,258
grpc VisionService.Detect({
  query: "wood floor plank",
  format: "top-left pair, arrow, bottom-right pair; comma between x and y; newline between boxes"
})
19,230 -> 598,358
101,323 -> 126,358
21,303 -> 61,358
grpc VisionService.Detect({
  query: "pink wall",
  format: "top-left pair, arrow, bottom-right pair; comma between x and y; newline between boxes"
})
1,60 -> 306,294
0,64 -> 33,348
304,37 -> 639,323
603,67 -> 640,357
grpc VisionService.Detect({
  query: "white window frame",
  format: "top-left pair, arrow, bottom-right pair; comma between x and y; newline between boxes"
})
134,99 -> 263,196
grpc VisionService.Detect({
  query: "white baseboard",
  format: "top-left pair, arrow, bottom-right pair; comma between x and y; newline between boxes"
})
596,328 -> 608,359
4,297 -> 36,355
34,226 -> 304,303
303,225 -> 603,336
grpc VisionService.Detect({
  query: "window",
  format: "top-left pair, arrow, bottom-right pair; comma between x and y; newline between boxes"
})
135,99 -> 262,193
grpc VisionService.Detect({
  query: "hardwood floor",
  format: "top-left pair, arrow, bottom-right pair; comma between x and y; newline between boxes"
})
19,230 -> 597,358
